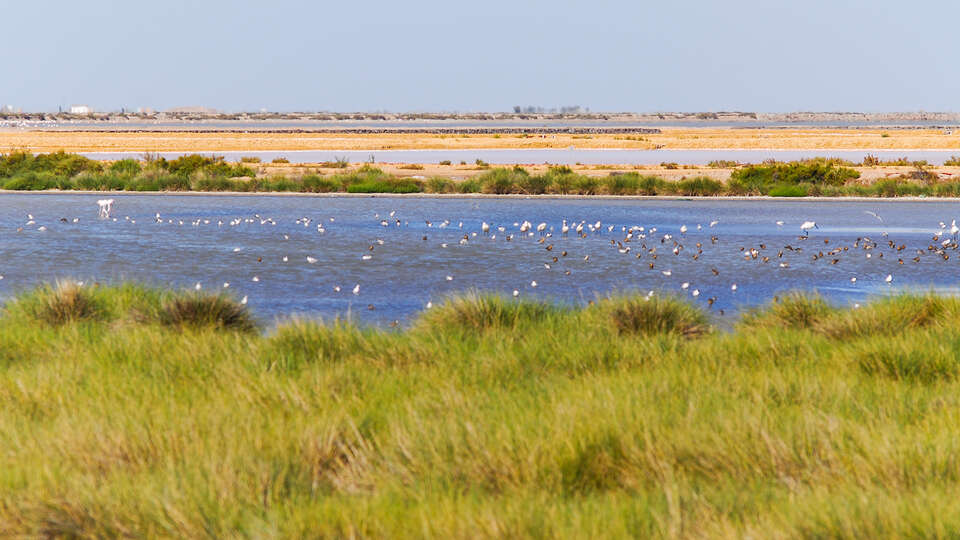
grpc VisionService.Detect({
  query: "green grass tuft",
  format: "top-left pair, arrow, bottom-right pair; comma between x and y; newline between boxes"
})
740,292 -> 836,330
414,292 -> 561,333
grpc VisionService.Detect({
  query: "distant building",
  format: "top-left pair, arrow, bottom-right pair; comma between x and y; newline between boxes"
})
1,105 -> 15,113
70,105 -> 93,114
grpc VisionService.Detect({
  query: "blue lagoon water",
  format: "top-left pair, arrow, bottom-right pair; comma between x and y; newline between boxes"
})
2,193 -> 959,326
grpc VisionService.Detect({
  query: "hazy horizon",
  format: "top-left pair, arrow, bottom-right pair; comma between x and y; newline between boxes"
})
4,0 -> 958,113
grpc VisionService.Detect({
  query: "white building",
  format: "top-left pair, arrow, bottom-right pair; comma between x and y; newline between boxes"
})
70,105 -> 93,114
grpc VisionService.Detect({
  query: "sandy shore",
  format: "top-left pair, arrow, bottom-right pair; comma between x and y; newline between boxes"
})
3,128 -> 960,153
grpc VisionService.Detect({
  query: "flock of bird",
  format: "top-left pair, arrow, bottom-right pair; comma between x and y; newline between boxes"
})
6,200 -> 960,323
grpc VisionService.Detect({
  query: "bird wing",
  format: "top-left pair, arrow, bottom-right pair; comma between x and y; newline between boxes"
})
864,211 -> 884,223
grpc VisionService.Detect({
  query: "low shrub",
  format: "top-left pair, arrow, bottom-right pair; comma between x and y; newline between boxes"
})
768,184 -> 809,197
675,176 -> 724,196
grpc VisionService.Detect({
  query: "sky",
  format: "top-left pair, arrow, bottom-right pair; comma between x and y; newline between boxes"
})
3,0 -> 958,113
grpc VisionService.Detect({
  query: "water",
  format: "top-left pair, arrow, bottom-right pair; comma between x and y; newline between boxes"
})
11,119 -> 960,130
81,148 -> 960,166
2,193 -> 958,327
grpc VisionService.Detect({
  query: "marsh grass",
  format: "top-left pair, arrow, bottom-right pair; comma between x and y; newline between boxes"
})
586,294 -> 710,337
5,282 -> 253,332
7,152 -> 960,197
739,291 -> 836,330
414,292 -> 563,333
156,293 -> 257,333
5,284 -> 960,535
7,280 -> 106,325
815,294 -> 950,339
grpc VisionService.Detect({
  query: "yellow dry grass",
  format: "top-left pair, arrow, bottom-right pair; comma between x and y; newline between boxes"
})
3,128 -> 960,154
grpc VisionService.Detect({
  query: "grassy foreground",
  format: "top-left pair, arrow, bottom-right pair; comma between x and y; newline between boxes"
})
4,284 -> 960,536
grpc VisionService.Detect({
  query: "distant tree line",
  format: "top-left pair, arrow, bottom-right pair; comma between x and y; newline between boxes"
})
512,105 -> 590,114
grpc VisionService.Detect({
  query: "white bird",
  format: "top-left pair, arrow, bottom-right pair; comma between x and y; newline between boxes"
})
691,289 -> 700,297
731,284 -> 738,291
681,282 -> 689,290
775,221 -> 784,226
513,289 -> 520,297
680,225 -> 687,234
240,295 -> 248,305
530,280 -> 538,287
223,282 -> 230,288
252,276 -> 260,282
195,282 -> 202,291
96,199 -> 114,218
709,220 -> 719,227
446,275 -> 453,281
426,301 -> 433,309
850,277 -> 857,283
885,274 -> 893,283
352,284 -> 360,295
361,255 -> 372,260
333,286 -> 341,292
481,222 -> 490,234
800,221 -> 817,233
306,256 -> 317,264
951,219 -> 959,237
662,270 -> 672,276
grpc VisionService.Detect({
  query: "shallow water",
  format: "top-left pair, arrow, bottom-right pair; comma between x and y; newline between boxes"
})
82,148 -> 960,166
2,194 -> 959,326
18,118 -> 960,130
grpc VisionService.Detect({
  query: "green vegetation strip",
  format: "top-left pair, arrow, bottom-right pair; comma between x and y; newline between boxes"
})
4,283 -> 960,535
6,151 -> 960,196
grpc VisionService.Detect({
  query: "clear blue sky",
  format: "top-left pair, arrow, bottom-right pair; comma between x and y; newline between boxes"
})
4,0 -> 957,113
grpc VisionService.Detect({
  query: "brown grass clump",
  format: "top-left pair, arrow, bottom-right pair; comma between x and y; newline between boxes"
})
13,280 -> 105,326
587,294 -> 710,338
157,293 -> 257,333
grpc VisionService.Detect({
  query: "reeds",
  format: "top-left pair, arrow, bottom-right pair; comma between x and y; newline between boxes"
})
6,152 -> 960,197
